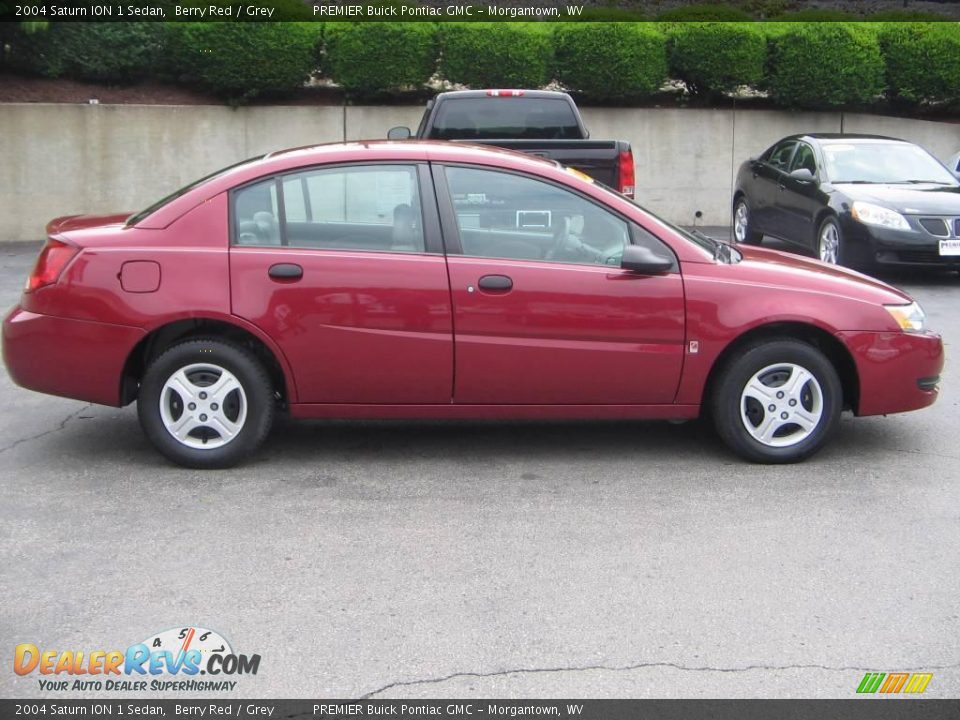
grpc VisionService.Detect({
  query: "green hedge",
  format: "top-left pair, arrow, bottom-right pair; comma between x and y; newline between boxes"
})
439,23 -> 553,88
767,23 -> 885,107
324,22 -> 437,96
667,22 -> 766,97
880,23 -> 960,104
7,22 -> 166,83
657,4 -> 753,21
165,22 -> 321,102
554,23 -> 667,101
4,21 -> 960,110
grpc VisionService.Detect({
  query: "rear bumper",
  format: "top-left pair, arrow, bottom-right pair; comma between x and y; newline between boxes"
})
2,306 -> 145,406
837,330 -> 944,416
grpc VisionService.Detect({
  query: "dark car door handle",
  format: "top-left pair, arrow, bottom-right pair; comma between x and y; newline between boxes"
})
477,274 -> 513,291
268,263 -> 303,280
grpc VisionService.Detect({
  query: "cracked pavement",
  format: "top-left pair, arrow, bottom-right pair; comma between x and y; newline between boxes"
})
1,236 -> 958,699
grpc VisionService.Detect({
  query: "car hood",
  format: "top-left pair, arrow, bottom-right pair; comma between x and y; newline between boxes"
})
46,213 -> 131,235
735,245 -> 912,305
833,183 -> 960,214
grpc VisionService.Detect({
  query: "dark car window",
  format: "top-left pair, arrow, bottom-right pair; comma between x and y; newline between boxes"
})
444,167 -> 646,267
790,144 -> 818,175
766,141 -> 797,171
428,98 -> 582,140
233,165 -> 425,253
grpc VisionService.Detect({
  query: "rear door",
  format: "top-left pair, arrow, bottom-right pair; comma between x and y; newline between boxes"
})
434,164 -> 685,405
229,163 -> 453,404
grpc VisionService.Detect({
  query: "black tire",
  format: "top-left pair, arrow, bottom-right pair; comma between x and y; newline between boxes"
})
137,338 -> 275,469
816,216 -> 847,266
711,339 -> 842,463
732,197 -> 762,245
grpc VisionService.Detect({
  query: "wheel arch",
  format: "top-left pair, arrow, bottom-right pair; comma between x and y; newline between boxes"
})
702,321 -> 860,414
120,317 -> 295,406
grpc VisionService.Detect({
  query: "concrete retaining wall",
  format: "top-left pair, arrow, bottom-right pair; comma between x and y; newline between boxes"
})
1,103 -> 957,241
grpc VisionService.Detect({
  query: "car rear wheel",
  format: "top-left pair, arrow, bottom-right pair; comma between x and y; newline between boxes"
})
138,338 -> 274,468
733,198 -> 762,245
711,339 -> 842,463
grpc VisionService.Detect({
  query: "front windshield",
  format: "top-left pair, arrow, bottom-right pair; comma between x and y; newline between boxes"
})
821,142 -> 957,185
126,155 -> 264,225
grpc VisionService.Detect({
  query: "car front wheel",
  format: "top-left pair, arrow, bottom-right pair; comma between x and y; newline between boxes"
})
138,338 -> 275,468
711,339 -> 842,463
733,198 -> 762,245
817,217 -> 844,265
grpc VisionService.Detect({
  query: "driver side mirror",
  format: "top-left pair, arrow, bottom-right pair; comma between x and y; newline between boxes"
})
621,244 -> 674,274
388,126 -> 412,140
789,168 -> 815,182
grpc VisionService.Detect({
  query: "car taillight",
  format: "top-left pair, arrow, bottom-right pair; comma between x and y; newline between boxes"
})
618,150 -> 635,199
486,89 -> 525,97
25,239 -> 78,293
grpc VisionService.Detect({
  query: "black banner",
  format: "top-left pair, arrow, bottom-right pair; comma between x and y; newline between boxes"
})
3,700 -> 960,719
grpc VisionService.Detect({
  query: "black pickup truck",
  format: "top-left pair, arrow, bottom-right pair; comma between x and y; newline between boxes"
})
388,89 -> 636,199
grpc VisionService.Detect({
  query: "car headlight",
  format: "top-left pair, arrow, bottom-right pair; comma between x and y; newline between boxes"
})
852,201 -> 910,231
884,301 -> 926,332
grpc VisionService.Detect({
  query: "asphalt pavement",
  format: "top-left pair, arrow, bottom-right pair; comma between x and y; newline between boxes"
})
1,235 -> 958,699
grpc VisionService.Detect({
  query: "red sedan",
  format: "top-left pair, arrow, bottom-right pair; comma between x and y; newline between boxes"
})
2,142 -> 944,468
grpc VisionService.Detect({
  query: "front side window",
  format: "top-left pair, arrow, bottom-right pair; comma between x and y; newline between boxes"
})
790,144 -> 818,175
233,164 -> 425,253
767,141 -> 797,170
444,166 -> 633,267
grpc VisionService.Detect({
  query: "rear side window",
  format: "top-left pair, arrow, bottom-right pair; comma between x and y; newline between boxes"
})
232,165 -> 425,253
428,98 -> 581,140
766,141 -> 797,170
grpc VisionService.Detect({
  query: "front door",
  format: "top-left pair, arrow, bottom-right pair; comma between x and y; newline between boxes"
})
435,165 -> 685,405
229,163 -> 453,404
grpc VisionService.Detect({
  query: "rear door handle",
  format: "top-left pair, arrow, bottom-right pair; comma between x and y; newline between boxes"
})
477,274 -> 513,291
268,263 -> 303,281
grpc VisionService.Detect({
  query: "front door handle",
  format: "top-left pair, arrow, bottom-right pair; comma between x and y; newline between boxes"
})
268,263 -> 303,281
477,274 -> 513,291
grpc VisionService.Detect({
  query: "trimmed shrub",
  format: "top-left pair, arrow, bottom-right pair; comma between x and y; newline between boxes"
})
7,22 -> 165,83
554,23 -> 667,101
166,22 -> 321,102
770,9 -> 858,21
577,7 -> 646,21
767,23 -> 884,107
870,11 -> 949,21
879,23 -> 960,104
439,23 -> 553,89
657,4 -> 753,22
324,22 -> 438,96
667,22 -> 765,97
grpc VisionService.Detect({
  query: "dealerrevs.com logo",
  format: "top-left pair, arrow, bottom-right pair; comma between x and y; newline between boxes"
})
14,627 -> 260,692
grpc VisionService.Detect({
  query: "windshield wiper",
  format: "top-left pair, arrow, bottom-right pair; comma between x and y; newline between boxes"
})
689,228 -> 738,263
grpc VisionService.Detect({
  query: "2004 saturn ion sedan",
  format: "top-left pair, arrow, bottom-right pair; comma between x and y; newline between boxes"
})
2,141 -> 944,468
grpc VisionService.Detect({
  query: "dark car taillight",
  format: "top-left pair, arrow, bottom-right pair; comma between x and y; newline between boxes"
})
618,150 -> 635,199
25,239 -> 79,293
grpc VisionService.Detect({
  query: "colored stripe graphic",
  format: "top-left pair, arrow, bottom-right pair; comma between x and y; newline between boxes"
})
880,673 -> 910,693
857,673 -> 885,693
904,674 -> 933,694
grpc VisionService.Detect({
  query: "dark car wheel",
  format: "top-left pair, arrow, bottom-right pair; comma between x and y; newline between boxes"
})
138,338 -> 275,469
817,217 -> 845,265
711,339 -> 842,463
733,198 -> 762,245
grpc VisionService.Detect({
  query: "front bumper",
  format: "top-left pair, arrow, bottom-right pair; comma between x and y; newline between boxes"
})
837,329 -> 944,416
843,218 -> 960,268
3,306 -> 145,407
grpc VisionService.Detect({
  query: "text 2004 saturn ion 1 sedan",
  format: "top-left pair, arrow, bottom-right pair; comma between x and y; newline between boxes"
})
2,142 -> 944,468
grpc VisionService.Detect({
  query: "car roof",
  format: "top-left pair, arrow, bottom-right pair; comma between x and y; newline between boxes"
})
789,133 -> 909,144
433,89 -> 572,100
